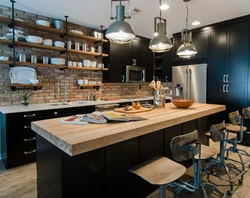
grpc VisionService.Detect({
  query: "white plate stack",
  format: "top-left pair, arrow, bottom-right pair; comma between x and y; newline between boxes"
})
51,58 -> 65,65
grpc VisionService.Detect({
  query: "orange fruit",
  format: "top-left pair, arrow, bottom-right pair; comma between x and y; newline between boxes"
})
135,102 -> 141,109
132,101 -> 136,108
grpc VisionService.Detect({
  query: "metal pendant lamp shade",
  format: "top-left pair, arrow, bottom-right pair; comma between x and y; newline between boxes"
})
106,1 -> 135,44
177,30 -> 197,59
177,0 -> 198,59
149,21 -> 173,53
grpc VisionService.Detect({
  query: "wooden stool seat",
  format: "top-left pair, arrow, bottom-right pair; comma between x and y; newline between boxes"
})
226,123 -> 247,132
130,157 -> 186,185
195,145 -> 217,160
205,131 -> 237,140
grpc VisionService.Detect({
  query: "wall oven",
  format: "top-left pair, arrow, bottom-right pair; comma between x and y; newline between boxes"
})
126,66 -> 146,82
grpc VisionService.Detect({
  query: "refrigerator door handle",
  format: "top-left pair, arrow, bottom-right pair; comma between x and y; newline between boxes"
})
223,75 -> 226,83
188,68 -> 191,99
185,68 -> 188,99
226,75 -> 229,83
223,84 -> 226,93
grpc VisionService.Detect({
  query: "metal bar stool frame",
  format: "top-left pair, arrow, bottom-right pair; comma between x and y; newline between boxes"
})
170,130 -> 225,198
225,111 -> 250,180
202,121 -> 244,196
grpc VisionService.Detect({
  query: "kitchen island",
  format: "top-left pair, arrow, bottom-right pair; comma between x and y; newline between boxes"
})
32,103 -> 225,198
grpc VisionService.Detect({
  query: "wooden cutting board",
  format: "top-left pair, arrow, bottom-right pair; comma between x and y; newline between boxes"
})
114,107 -> 153,114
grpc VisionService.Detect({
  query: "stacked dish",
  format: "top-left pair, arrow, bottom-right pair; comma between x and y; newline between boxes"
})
36,20 -> 50,27
54,41 -> 65,48
26,35 -> 43,44
70,30 -> 83,35
43,39 -> 53,46
51,58 -> 65,65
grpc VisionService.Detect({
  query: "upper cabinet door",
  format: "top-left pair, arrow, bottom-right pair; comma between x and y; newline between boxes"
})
229,22 -> 249,84
132,38 -> 143,66
141,38 -> 153,82
209,27 -> 228,83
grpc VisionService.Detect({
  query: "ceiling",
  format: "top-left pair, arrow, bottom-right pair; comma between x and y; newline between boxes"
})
1,0 -> 250,39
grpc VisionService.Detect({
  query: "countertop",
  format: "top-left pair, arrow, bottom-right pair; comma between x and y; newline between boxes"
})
0,96 -> 172,114
31,103 -> 225,156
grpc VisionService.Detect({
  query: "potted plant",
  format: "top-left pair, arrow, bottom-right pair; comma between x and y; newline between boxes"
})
21,93 -> 36,106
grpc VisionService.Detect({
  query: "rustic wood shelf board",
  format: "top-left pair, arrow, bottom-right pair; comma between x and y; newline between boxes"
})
67,66 -> 108,71
8,83 -> 44,91
0,16 -> 108,42
0,60 -> 66,69
68,49 -> 108,57
79,84 -> 103,87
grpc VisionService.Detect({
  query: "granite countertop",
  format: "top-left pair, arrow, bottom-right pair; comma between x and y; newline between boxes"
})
31,103 -> 226,156
0,96 -> 172,114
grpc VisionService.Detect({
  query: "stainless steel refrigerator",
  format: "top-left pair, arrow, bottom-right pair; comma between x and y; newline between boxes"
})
172,64 -> 207,103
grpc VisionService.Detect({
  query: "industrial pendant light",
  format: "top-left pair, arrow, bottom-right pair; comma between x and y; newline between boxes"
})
106,0 -> 136,44
177,0 -> 197,59
149,0 -> 173,53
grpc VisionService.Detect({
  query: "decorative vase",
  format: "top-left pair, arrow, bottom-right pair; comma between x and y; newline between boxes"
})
22,100 -> 29,106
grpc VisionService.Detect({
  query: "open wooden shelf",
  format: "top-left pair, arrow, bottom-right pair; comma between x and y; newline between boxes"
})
8,83 -> 44,91
0,17 -> 108,43
0,39 -> 65,52
68,66 -> 108,71
0,39 -> 108,57
68,32 -> 108,43
68,49 -> 108,57
79,84 -> 103,87
0,60 -> 67,69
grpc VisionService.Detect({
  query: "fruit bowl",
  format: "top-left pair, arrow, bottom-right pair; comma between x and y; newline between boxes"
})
171,99 -> 194,108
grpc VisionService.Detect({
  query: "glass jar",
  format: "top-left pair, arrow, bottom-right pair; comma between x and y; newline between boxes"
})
153,90 -> 165,108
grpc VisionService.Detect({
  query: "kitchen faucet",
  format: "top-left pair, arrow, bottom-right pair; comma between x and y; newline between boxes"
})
57,72 -> 69,105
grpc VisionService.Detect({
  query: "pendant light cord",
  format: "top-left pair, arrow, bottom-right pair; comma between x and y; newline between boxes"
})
159,0 -> 162,19
186,2 -> 188,30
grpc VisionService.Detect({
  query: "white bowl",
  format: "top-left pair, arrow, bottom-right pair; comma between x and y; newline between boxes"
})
0,56 -> 9,61
54,41 -> 65,48
9,28 -> 24,35
36,20 -> 50,27
43,39 -> 53,46
51,58 -> 65,65
70,30 -> 83,35
26,35 -> 43,44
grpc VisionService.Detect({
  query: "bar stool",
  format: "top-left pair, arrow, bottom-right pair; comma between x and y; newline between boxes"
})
225,110 -> 250,179
202,121 -> 243,196
130,130 -> 225,198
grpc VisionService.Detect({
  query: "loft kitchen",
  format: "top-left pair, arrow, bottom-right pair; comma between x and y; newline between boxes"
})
0,0 -> 250,198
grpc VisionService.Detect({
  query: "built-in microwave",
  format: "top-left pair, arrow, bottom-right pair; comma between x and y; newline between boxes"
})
126,65 -> 146,82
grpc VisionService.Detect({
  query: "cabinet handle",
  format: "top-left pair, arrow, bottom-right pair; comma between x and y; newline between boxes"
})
24,149 -> 36,155
24,126 -> 31,129
24,114 -> 36,118
122,75 -> 125,82
24,137 -> 36,142
54,112 -> 58,115
223,75 -> 226,83
226,75 -> 229,83
223,84 -> 226,93
226,85 -> 229,92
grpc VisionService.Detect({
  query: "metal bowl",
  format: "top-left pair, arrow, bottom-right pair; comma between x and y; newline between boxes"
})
171,99 -> 194,108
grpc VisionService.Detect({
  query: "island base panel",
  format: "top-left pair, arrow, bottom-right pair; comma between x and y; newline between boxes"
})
36,118 -> 209,198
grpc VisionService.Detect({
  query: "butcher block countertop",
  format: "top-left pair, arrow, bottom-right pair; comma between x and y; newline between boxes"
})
31,103 -> 225,156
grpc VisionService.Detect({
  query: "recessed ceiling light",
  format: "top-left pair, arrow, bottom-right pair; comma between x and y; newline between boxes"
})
192,21 -> 201,26
160,4 -> 169,10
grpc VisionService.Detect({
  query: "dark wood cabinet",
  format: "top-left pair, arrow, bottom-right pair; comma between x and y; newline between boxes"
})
0,106 -> 95,169
208,21 -> 249,118
103,36 -> 153,82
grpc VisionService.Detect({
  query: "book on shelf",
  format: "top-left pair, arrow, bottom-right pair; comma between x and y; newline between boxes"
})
102,112 -> 146,122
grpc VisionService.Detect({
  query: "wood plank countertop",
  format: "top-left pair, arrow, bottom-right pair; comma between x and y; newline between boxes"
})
31,103 -> 225,156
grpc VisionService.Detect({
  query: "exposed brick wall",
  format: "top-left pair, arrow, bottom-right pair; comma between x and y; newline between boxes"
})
0,5 -> 154,106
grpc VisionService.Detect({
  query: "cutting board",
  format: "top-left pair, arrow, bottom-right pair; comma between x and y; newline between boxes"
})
114,107 -> 153,114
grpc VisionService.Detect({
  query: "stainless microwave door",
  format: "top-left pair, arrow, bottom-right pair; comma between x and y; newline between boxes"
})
126,66 -> 146,82
172,66 -> 188,99
188,64 -> 207,103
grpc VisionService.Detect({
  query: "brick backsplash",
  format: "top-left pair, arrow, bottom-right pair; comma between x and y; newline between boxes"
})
0,5 -> 154,106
